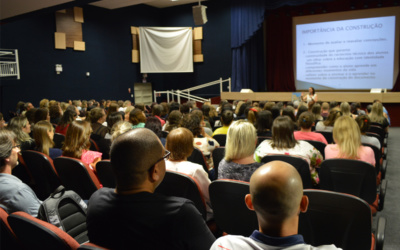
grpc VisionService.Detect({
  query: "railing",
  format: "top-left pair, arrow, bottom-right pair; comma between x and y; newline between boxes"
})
0,49 -> 20,79
154,77 -> 231,103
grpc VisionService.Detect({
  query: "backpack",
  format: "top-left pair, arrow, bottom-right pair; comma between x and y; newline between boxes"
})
38,185 -> 89,244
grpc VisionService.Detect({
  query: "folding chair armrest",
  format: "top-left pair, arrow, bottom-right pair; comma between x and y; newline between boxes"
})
375,216 -> 386,250
378,180 -> 387,211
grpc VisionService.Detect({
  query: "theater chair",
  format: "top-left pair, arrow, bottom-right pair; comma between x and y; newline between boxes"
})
96,160 -> 116,188
299,190 -> 386,250
21,150 -> 62,200
261,155 -> 313,189
53,157 -> 102,200
187,147 -> 210,176
211,147 -> 225,179
155,170 -> 207,220
0,208 -> 23,250
362,143 -> 387,181
209,179 -> 258,236
315,131 -> 333,144
304,140 -> 327,159
8,211 -> 80,250
319,159 -> 387,214
212,134 -> 227,147
54,133 -> 65,149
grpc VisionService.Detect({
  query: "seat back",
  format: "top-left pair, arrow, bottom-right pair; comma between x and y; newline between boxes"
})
53,133 -> 65,149
21,150 -> 61,200
53,157 -> 101,200
299,190 -> 372,250
368,125 -> 385,140
8,211 -> 80,250
89,139 -> 100,152
155,171 -> 207,220
0,207 -> 22,250
212,147 -> 225,179
319,159 -> 377,204
96,160 -> 116,188
257,137 -> 271,147
362,143 -> 381,175
209,180 -> 258,235
261,155 -> 313,189
315,131 -> 333,144
187,147 -> 209,175
212,134 -> 227,147
304,140 -> 326,158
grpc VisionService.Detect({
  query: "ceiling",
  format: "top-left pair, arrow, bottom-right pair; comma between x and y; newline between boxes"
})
1,0 -> 205,21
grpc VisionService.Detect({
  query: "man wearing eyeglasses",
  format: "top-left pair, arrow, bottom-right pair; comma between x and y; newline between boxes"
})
0,129 -> 42,217
87,128 -> 215,249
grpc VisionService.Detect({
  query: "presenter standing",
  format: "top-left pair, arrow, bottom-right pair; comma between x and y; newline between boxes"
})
301,87 -> 317,105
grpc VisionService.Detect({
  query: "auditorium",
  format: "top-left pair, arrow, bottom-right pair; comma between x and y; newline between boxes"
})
1,0 -> 400,249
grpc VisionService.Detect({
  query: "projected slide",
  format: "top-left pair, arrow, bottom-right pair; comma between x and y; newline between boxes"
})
296,16 -> 396,90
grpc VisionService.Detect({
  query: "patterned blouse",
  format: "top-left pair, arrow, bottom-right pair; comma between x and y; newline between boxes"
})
254,140 -> 323,184
218,159 -> 262,182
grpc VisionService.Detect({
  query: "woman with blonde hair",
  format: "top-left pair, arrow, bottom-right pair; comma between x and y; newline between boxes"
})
369,102 -> 389,132
325,116 -> 375,166
340,102 -> 355,118
62,120 -> 102,170
218,120 -> 262,181
255,116 -> 323,184
7,116 -> 35,150
165,127 -> 212,220
33,120 -> 62,159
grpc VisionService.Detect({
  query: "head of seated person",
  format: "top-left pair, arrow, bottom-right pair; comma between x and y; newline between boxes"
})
166,127 -> 193,162
298,111 -> 314,132
89,108 -> 106,124
62,120 -> 92,159
332,116 -> 362,159
221,110 -> 234,127
225,120 -> 257,162
271,116 -> 297,150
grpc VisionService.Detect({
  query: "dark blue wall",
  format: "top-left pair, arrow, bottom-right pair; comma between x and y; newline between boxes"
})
0,1 -> 231,119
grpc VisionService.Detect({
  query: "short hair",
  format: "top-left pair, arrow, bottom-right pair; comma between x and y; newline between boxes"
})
33,120 -> 54,156
169,102 -> 180,114
62,120 -> 92,159
134,103 -> 145,112
0,129 -> 16,168
355,115 -> 370,134
145,117 -> 162,138
25,108 -> 37,125
180,103 -> 190,114
333,116 -> 361,159
298,111 -> 314,129
180,114 -> 202,137
34,108 -> 49,124
321,102 -> 329,111
49,104 -> 61,120
263,102 -> 275,111
166,127 -> 194,161
39,99 -> 49,108
111,128 -> 163,191
271,116 -> 297,149
89,108 -> 105,123
221,110 -> 234,126
256,110 -> 273,133
129,109 -> 146,126
225,120 -> 257,161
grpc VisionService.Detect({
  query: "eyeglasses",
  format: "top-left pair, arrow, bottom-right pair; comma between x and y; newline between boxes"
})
155,150 -> 171,164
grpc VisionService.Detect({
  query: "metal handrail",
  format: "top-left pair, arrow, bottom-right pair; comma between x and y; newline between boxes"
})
154,77 -> 231,103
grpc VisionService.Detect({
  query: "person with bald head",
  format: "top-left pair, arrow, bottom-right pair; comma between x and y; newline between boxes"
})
210,161 -> 340,250
86,128 -> 215,249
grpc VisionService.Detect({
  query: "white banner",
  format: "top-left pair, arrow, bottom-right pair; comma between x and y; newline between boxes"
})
139,27 -> 193,73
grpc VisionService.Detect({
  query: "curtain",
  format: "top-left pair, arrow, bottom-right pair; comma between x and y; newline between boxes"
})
139,27 -> 193,73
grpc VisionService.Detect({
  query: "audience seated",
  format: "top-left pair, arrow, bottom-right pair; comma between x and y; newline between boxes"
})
210,161 -> 339,250
256,110 -> 273,137
325,116 -> 375,166
0,129 -> 42,217
86,128 -> 215,249
49,103 -> 62,125
33,120 -> 62,160
7,116 -> 35,150
152,104 -> 166,126
294,112 -> 328,144
104,112 -> 123,139
62,120 -> 102,170
163,110 -> 182,132
89,108 -> 109,139
191,109 -> 213,137
55,109 -> 77,135
181,113 -> 219,167
218,120 -> 262,181
356,115 -> 381,149
212,110 -> 234,136
129,109 -> 146,129
369,102 -> 389,132
315,108 -> 341,132
255,116 -> 323,185
165,127 -> 212,220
